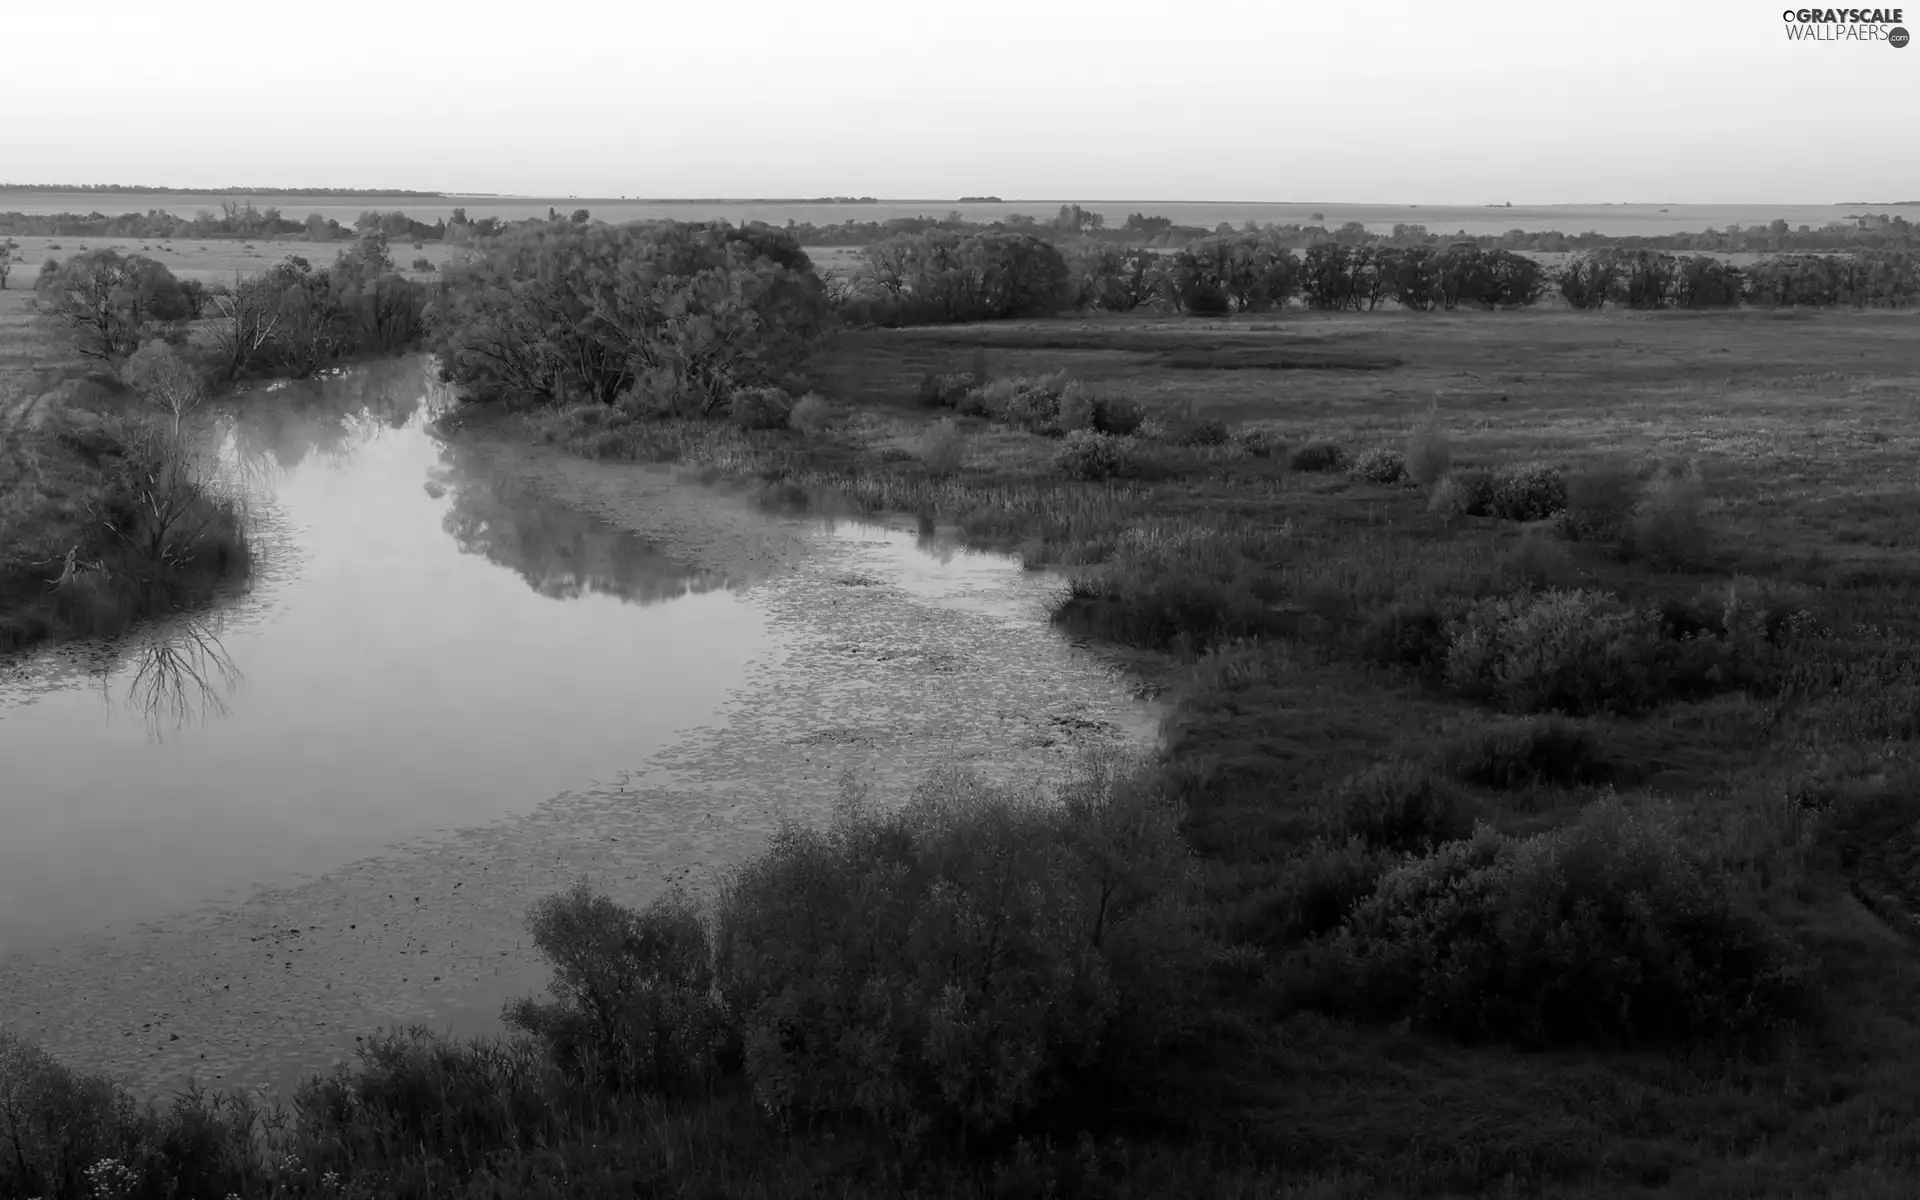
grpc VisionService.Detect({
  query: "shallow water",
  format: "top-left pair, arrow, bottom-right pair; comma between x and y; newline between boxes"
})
0,358 -> 1067,953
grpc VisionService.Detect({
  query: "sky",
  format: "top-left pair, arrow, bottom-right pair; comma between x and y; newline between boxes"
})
1,0 -> 1914,203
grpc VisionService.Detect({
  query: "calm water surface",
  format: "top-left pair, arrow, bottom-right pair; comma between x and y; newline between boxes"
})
0,359 -> 797,950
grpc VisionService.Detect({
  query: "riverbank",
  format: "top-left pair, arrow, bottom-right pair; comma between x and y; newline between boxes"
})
0,410 -> 1158,1098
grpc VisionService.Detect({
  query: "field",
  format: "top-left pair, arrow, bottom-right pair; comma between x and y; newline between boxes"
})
0,188 -> 1893,237
0,234 -> 464,284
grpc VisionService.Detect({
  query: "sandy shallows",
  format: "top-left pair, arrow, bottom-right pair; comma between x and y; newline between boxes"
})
0,440 -> 1159,1100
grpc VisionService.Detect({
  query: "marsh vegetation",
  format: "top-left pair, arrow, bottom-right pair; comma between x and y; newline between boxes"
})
5,207 -> 1920,1198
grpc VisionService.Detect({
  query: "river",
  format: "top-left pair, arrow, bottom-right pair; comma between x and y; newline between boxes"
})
0,356 -> 1157,1097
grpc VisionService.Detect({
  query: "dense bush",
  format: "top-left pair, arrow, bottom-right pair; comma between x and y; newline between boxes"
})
1349,447 -> 1406,484
917,370 -> 985,408
1289,441 -> 1349,473
716,760 -> 1204,1144
1558,455 -> 1642,543
1056,429 -> 1135,481
1091,394 -> 1145,437
502,884 -> 728,1094
1631,462 -> 1713,568
429,220 -> 829,412
788,392 -> 834,435
1057,380 -> 1096,432
1312,799 -> 1815,1048
846,230 -> 1073,325
729,385 -> 793,431
1487,462 -> 1567,522
1429,468 -> 1495,517
1330,760 -> 1474,854
34,248 -> 194,361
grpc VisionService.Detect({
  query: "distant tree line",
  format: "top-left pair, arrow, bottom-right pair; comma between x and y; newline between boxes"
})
838,229 -> 1920,323
0,183 -> 448,197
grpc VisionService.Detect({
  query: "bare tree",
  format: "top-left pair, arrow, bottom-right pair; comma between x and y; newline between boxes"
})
209,275 -> 281,380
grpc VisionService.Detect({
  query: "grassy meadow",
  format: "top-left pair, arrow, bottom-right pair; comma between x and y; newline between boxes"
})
0,234 -> 463,284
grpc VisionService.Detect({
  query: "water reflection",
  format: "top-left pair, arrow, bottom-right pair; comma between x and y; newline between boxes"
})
117,619 -> 241,740
431,444 -> 731,607
223,358 -> 441,477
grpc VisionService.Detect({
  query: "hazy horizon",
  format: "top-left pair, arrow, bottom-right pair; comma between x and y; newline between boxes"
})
1,0 -> 1914,204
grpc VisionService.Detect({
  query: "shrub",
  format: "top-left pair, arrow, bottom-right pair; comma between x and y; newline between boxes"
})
728,385 -> 792,431
1430,468 -> 1495,517
1001,383 -> 1064,435
1316,799 -> 1816,1048
1259,837 -> 1394,943
1499,526 -> 1576,589
503,883 -> 728,1094
1356,595 -> 1461,681
1289,440 -> 1349,473
1058,380 -> 1096,432
411,256 -> 435,271
1443,588 -> 1663,715
1175,416 -> 1231,447
1560,455 -> 1642,543
1091,394 -> 1145,436
1349,446 -> 1406,484
1440,717 -> 1614,790
917,370 -> 982,408
788,392 -> 834,435
1631,461 -> 1712,569
1403,415 -> 1453,488
1055,429 -> 1134,481
919,416 -> 965,475
1487,462 -> 1567,521
1330,759 -> 1473,854
715,760 -> 1204,1144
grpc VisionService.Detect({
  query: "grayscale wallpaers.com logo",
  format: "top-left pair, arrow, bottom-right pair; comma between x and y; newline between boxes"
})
1782,7 -> 1910,43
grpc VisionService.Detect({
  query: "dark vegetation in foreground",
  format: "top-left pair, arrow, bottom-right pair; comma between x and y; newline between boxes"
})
9,218 -> 1920,1197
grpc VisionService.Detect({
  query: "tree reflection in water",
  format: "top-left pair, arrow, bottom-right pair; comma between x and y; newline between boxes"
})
221,357 -> 439,480
432,441 -> 736,607
106,618 -> 242,742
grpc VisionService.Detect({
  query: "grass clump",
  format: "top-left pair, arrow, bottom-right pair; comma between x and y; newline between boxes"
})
1307,798 -> 1816,1049
1288,440 -> 1349,473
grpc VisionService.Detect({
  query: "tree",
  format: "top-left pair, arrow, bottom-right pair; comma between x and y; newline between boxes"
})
36,249 -> 190,362
208,274 -> 283,380
0,239 -> 13,289
123,339 -> 207,438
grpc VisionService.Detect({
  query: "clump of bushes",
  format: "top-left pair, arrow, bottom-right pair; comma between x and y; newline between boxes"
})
411,256 -> 435,271
1440,716 -> 1615,790
1091,394 -> 1145,437
718,759 -> 1204,1144
1307,798 -> 1816,1048
918,370 -> 984,408
1559,455 -> 1642,543
1055,429 -> 1134,481
1261,836 -> 1395,943
1487,462 -> 1567,521
1233,427 -> 1283,458
919,416 -> 965,475
1053,526 -> 1297,653
1349,447 -> 1406,484
958,373 -> 1068,433
729,386 -> 793,431
1057,380 -> 1096,432
1174,416 -> 1231,447
1329,759 -> 1473,854
503,884 -> 728,1094
1289,440 -> 1349,473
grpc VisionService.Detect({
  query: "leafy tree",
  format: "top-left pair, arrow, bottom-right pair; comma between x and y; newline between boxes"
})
35,249 -> 190,362
0,238 -> 14,289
